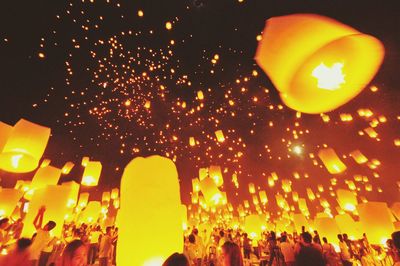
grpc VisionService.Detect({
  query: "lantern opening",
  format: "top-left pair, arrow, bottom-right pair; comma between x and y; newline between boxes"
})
312,62 -> 345,90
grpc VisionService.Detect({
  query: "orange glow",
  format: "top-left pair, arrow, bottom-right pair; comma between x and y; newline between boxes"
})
312,62 -> 345,90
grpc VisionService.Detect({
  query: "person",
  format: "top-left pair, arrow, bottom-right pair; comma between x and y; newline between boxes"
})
242,233 -> 252,259
0,238 -> 32,266
192,228 -> 204,266
322,237 -> 339,266
59,239 -> 87,266
98,227 -> 113,266
392,231 -> 400,265
294,232 -> 325,266
279,234 -> 295,266
338,234 -> 352,266
221,241 -> 243,266
184,234 -> 198,265
87,226 -> 101,265
162,253 -> 189,266
267,231 -> 282,266
29,206 -> 57,266
0,218 -> 10,247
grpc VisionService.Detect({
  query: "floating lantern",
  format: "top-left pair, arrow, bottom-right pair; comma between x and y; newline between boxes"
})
40,159 -> 51,168
0,119 -> 51,173
31,166 -> 62,190
364,127 -> 378,138
209,165 -> 223,187
111,188 -> 119,200
314,216 -> 341,246
306,189 -> 316,201
200,177 -> 223,205
0,189 -> 23,218
215,130 -> 225,143
248,183 -> 256,194
81,161 -> 102,186
189,137 -> 196,147
102,192 -> 111,203
281,179 -> 292,193
78,201 -> 101,224
318,148 -> 347,174
117,156 -> 183,266
61,161 -> 75,174
349,150 -> 368,164
81,156 -> 90,167
181,205 -> 188,231
78,193 -> 89,208
336,189 -> 358,212
255,14 -> 384,114
0,121 -> 12,151
197,90 -> 204,100
357,202 -> 395,244
259,191 -> 268,205
298,198 -> 309,213
192,178 -> 201,192
199,168 -> 208,181
244,214 -> 263,240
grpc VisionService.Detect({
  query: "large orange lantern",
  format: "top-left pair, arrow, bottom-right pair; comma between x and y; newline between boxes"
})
31,166 -> 62,189
255,14 -> 384,114
336,189 -> 358,212
208,165 -> 223,187
0,189 -> 23,218
0,121 -> 12,151
314,216 -> 341,247
117,156 -> 183,266
0,119 -> 51,173
81,161 -> 102,186
200,177 -> 223,205
244,214 -> 263,240
318,148 -> 347,174
78,201 -> 101,224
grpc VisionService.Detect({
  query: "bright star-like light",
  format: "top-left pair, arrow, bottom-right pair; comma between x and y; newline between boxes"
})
312,62 -> 345,90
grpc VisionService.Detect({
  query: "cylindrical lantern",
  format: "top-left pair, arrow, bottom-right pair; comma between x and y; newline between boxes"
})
259,191 -> 268,205
248,183 -> 256,194
208,165 -> 223,187
0,189 -> 23,218
111,188 -> 119,200
81,156 -> 90,167
255,14 -> 384,114
61,162 -> 75,174
40,159 -> 51,168
357,202 -> 395,244
336,189 -> 358,212
200,177 -> 223,205
31,166 -> 62,190
189,137 -> 196,147
198,168 -> 208,181
349,150 -> 368,164
117,156 -> 183,266
81,161 -> 102,186
314,217 -> 341,247
78,192 -> 89,208
0,119 -> 51,173
78,201 -> 101,224
318,148 -> 347,174
192,178 -> 201,192
0,121 -> 12,151
215,130 -> 225,143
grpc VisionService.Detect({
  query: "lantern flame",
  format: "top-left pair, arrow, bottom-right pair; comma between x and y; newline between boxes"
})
312,62 -> 345,90
11,154 -> 23,168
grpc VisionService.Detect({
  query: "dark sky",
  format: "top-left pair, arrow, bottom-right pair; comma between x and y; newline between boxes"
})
0,0 -> 399,214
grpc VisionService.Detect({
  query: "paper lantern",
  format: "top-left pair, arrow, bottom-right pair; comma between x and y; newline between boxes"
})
314,216 -> 341,246
78,201 -> 101,224
0,119 -> 51,173
81,161 -> 102,186
318,148 -> 347,174
306,188 -> 316,201
259,191 -> 268,205
0,121 -> 12,151
255,14 -> 384,114
336,189 -> 358,212
349,150 -> 368,164
61,161 -> 75,174
281,179 -> 292,193
31,166 -> 62,190
357,202 -> 395,244
111,188 -> 119,200
198,168 -> 208,181
189,137 -> 196,147
293,213 -> 310,233
244,214 -> 263,240
0,189 -> 23,218
298,198 -> 309,213
335,214 -> 362,239
248,183 -> 256,194
181,205 -> 188,231
102,192 -> 111,203
117,156 -> 183,266
81,156 -> 90,167
78,193 -> 89,208
200,177 -> 223,205
192,178 -> 201,192
215,130 -> 225,143
197,90 -> 204,100
40,159 -> 51,168
22,185 -> 78,238
208,165 -> 223,187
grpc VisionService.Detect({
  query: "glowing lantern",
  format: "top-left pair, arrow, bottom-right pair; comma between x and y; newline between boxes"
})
199,168 -> 208,181
81,156 -> 90,167
293,213 -> 310,232
40,159 -> 51,168
306,189 -> 316,201
22,185 -> 78,238
292,192 -> 299,202
102,192 -> 111,203
335,214 -> 362,239
314,217 -> 341,246
255,14 -> 384,114
259,191 -> 268,205
117,156 -> 183,266
318,148 -> 347,174
248,183 -> 256,194
189,137 -> 196,147
197,90 -> 204,100
244,214 -> 263,240
0,121 -> 12,151
111,188 -> 119,200
357,202 -> 395,244
268,176 -> 275,187
364,127 -> 378,138
336,189 -> 358,212
31,166 -> 62,190
281,179 -> 292,193
0,189 -> 23,218
181,205 -> 188,231
349,150 -> 368,164
209,165 -> 223,187
192,178 -> 201,192
61,161 -> 75,174
81,161 -> 102,186
298,198 -> 309,213
0,119 -> 51,173
200,177 -> 223,205
78,201 -> 101,224
252,195 -> 259,205
215,130 -> 225,143
78,193 -> 89,208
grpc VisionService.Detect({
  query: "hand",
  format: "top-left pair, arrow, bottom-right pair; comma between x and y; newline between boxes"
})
39,206 -> 46,213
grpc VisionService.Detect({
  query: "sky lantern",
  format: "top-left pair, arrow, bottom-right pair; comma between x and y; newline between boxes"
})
281,179 -> 292,193
61,161 -> 75,174
81,161 -> 102,186
78,201 -> 101,224
244,214 -> 263,240
259,191 -> 268,205
357,202 -> 395,245
200,177 -> 223,205
314,216 -> 341,247
0,119 -> 51,173
0,121 -> 12,151
40,159 -> 51,168
117,156 -> 183,266
208,165 -> 223,187
255,14 -> 384,114
31,166 -> 62,190
81,156 -> 90,167
0,189 -> 23,218
349,150 -> 368,164
248,183 -> 256,194
199,168 -> 208,181
215,130 -> 225,143
192,178 -> 201,192
189,137 -> 196,147
306,189 -> 316,201
335,213 -> 362,239
197,90 -> 204,100
181,205 -> 188,231
336,189 -> 358,212
111,188 -> 119,200
102,191 -> 111,203
318,148 -> 347,174
78,192 -> 89,208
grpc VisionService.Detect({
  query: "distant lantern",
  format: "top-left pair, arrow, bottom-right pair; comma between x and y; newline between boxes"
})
189,137 -> 196,147
357,202 -> 395,245
81,161 -> 102,186
81,156 -> 90,167
117,156 -> 183,266
192,178 -> 201,192
0,189 -> 23,218
0,121 -> 12,151
78,192 -> 89,208
197,90 -> 204,100
181,205 -> 188,231
318,148 -> 347,174
111,188 -> 119,200
244,214 -> 263,240
255,14 -> 384,114
349,150 -> 368,164
102,192 -> 111,203
199,168 -> 208,181
200,177 -> 223,205
0,119 -> 51,173
336,189 -> 358,212
40,159 -> 51,168
208,165 -> 223,187
31,166 -> 62,190
248,183 -> 256,194
62,161 -> 75,174
306,189 -> 316,201
215,130 -> 225,143
281,179 -> 292,193
259,191 -> 268,205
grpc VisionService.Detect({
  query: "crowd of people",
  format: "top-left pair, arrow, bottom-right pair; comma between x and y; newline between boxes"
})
1,207 -> 400,266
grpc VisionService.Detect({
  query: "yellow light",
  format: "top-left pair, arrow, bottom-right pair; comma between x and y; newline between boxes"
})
312,62 -> 345,90
11,154 -> 23,169
138,10 -> 144,17
165,22 -> 172,30
293,145 -> 302,155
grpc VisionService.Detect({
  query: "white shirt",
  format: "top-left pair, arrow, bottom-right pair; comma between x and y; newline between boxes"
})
280,242 -> 295,262
29,229 -> 51,260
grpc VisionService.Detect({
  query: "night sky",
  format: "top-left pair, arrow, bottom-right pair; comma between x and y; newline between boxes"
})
1,0 -> 399,215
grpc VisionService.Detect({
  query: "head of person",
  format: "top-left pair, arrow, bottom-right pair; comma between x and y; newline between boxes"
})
0,218 -> 9,229
314,230 -> 319,235
162,253 -> 189,266
392,231 -> 400,251
280,234 -> 287,243
221,241 -> 243,266
188,234 -> 195,244
219,230 -> 224,238
343,233 -> 349,240
44,221 -> 56,231
322,237 -> 328,244
243,233 -> 248,238
16,238 -> 32,251
61,239 -> 87,266
300,232 -> 312,244
192,228 -> 198,236
337,234 -> 343,242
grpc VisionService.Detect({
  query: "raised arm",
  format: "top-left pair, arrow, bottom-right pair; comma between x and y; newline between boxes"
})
33,206 -> 46,230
